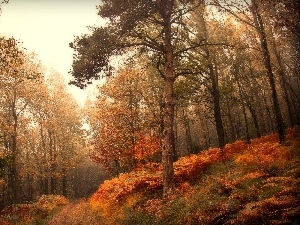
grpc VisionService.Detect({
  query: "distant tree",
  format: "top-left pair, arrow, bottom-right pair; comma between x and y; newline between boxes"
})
260,0 -> 300,127
0,37 -> 41,204
250,0 -> 285,143
213,0 -> 286,143
0,38 -> 86,207
90,66 -> 162,175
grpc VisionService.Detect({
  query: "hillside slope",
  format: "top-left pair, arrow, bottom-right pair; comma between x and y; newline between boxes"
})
51,127 -> 299,225
2,128 -> 299,224
82,127 -> 300,225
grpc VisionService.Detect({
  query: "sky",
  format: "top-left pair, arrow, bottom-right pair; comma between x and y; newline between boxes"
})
0,0 -> 105,106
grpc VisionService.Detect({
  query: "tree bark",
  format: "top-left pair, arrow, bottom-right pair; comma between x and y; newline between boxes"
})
209,63 -> 225,149
161,1 -> 175,198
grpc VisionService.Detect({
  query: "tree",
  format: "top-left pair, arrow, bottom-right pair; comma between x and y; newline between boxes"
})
183,5 -> 228,148
70,0 -> 204,198
260,0 -> 300,127
39,71 -> 84,196
250,0 -> 285,143
89,66 -> 162,175
198,11 -> 226,149
1,38 -> 86,206
213,0 -> 285,143
0,37 -> 41,204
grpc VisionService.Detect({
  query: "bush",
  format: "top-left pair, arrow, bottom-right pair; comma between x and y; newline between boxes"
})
27,195 -> 68,225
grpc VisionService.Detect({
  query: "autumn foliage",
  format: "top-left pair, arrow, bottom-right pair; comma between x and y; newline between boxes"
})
91,132 -> 161,175
2,127 -> 299,224
0,195 -> 68,224
85,127 -> 300,224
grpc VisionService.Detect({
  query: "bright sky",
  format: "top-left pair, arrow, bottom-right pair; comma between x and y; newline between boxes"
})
0,0 -> 105,106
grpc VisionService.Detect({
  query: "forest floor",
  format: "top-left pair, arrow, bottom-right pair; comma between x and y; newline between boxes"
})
1,127 -> 300,225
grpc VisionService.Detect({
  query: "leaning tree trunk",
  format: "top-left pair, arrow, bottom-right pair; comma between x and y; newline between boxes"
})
270,38 -> 295,127
233,62 -> 261,138
200,11 -> 225,149
251,0 -> 285,143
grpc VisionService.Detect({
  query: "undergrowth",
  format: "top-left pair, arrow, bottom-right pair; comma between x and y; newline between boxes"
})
1,127 -> 299,224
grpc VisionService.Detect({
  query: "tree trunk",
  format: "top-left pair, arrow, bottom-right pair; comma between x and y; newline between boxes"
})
271,39 -> 295,127
242,101 -> 251,144
161,3 -> 175,198
174,106 -> 178,161
251,0 -> 285,143
183,109 -> 193,154
262,90 -> 275,134
225,100 -> 236,142
8,88 -> 19,204
234,63 -> 261,138
48,130 -> 56,194
62,174 -> 67,196
200,11 -> 225,149
209,64 -> 225,149
40,122 -> 49,195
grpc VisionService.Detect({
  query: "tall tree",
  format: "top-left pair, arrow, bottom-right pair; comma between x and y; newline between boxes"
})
260,0 -> 300,126
213,0 -> 285,143
0,39 -> 86,206
250,0 -> 285,143
185,5 -> 228,148
70,0 -> 203,197
90,66 -> 162,175
0,37 -> 41,204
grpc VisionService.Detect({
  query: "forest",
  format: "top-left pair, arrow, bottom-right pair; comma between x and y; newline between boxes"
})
0,0 -> 299,224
